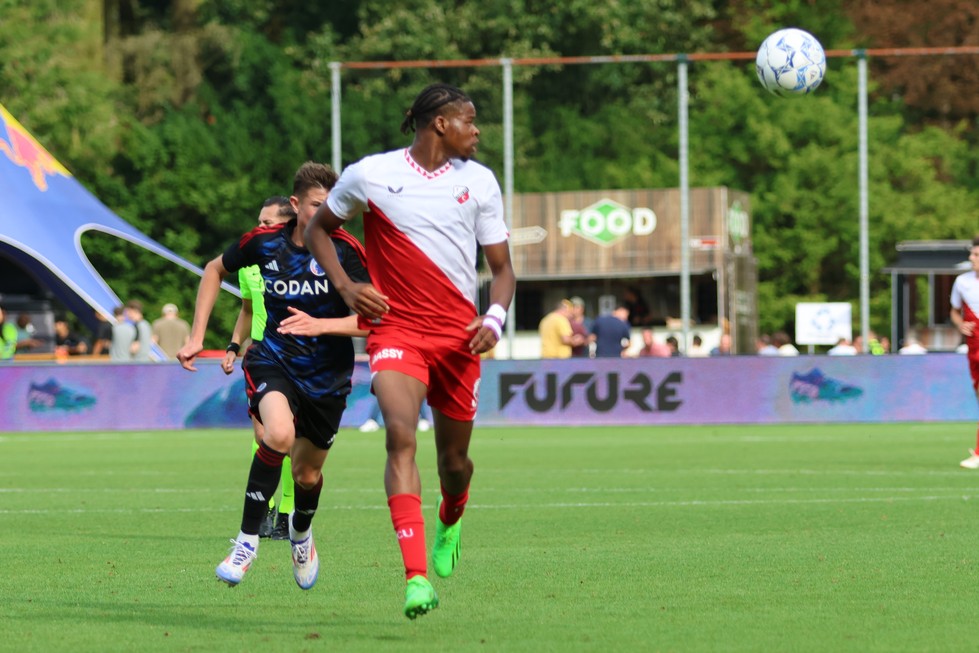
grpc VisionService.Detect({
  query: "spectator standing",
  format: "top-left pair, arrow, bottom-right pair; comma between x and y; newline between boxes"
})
54,317 -> 88,356
152,303 -> 191,359
827,337 -> 858,356
865,331 -> 887,355
569,296 -> 590,358
14,313 -> 42,353
622,287 -> 651,327
773,331 -> 799,356
666,335 -> 681,356
710,333 -> 732,356
898,335 -> 928,355
127,300 -> 154,361
90,311 -> 113,356
0,305 -> 17,360
590,305 -> 632,358
637,329 -> 670,357
538,299 -> 580,359
687,334 -> 709,358
109,305 -> 135,361
756,334 -> 778,356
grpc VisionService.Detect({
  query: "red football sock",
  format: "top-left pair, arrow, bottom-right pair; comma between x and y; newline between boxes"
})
388,493 -> 427,580
439,484 -> 469,526
974,423 -> 979,452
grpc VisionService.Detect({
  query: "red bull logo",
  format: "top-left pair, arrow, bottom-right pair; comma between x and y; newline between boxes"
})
0,104 -> 70,192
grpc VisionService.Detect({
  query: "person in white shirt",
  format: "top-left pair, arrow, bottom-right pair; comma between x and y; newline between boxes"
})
951,237 -> 979,469
827,337 -> 857,356
897,335 -> 928,355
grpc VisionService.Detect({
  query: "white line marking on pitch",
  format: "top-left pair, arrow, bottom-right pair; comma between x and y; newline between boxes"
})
0,494 -> 973,514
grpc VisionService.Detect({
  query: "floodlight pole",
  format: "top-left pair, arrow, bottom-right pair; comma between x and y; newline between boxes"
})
857,51 -> 870,352
329,62 -> 343,173
677,55 -> 692,352
501,58 -> 516,358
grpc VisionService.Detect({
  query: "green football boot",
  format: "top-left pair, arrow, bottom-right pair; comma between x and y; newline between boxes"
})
432,499 -> 462,578
404,575 -> 439,620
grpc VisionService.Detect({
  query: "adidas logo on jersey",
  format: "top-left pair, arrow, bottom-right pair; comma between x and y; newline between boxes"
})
453,185 -> 470,204
264,260 -> 280,272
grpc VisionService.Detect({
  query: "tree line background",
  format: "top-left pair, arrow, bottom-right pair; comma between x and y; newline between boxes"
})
2,0 -> 978,347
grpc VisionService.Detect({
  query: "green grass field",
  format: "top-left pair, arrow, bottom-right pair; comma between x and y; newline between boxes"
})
2,422 -> 979,652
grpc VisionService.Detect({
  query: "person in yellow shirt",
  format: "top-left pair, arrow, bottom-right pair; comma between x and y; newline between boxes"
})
538,299 -> 583,358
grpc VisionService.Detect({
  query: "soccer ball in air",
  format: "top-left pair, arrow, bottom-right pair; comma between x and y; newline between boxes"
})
755,28 -> 826,96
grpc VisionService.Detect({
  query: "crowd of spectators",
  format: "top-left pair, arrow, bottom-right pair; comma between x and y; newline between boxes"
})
0,300 -> 190,362
534,294 -> 959,359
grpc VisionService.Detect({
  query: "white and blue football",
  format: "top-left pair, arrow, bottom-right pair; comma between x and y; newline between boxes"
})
756,28 -> 826,97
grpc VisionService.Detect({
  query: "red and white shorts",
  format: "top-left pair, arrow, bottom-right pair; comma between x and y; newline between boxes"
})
366,328 -> 481,421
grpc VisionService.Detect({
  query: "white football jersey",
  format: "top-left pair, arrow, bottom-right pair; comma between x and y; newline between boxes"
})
951,270 -> 979,320
327,148 -> 508,336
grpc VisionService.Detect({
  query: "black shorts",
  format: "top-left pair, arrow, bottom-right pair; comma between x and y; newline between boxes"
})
242,357 -> 346,450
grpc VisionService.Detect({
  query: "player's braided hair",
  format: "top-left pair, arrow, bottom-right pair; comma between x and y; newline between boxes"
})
292,161 -> 338,199
400,83 -> 471,135
261,195 -> 296,219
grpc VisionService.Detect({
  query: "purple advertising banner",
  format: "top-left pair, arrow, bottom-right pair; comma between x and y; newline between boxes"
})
0,355 -> 976,432
0,361 -> 378,432
475,354 -> 979,425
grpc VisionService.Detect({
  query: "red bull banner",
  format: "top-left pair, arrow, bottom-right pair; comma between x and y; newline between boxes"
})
0,105 -> 70,191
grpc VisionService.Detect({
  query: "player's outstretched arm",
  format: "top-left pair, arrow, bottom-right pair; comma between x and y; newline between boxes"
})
277,308 -> 369,337
177,255 -> 229,372
305,205 -> 389,319
466,240 -> 516,355
222,299 -> 253,374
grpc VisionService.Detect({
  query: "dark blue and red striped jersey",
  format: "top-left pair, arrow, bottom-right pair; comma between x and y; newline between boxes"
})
221,219 -> 369,399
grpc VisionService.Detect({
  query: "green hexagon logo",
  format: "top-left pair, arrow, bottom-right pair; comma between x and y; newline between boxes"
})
558,198 -> 656,247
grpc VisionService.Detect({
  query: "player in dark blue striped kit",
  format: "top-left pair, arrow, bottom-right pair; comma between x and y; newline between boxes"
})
177,162 -> 370,590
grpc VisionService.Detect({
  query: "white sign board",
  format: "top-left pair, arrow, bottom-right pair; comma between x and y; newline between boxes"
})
509,226 -> 548,246
795,302 -> 853,346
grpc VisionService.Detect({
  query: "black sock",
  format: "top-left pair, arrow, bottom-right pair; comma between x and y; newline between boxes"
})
240,441 -> 286,535
292,475 -> 323,533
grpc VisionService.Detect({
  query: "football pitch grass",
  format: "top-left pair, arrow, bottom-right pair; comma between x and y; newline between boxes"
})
3,423 -> 979,652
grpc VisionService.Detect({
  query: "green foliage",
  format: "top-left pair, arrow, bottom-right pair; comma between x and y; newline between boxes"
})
2,1 -> 978,340
0,0 -> 122,176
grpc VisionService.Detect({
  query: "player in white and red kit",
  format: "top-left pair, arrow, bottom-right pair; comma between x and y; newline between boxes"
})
953,236 -> 979,468
305,83 -> 516,619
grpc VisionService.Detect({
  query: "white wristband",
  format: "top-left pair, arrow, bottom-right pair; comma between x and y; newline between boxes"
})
486,303 -> 507,325
483,316 -> 503,340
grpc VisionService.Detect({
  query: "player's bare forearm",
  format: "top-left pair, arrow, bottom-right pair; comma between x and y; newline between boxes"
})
466,241 -> 516,354
952,308 -> 975,336
485,241 -> 516,310
229,301 -> 252,350
177,255 -> 227,371
278,309 -> 368,337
